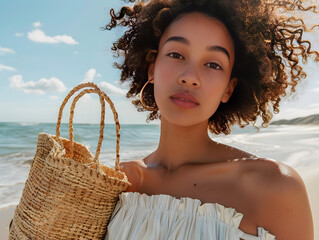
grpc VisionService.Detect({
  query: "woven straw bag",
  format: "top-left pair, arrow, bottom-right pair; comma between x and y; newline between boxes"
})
9,82 -> 131,240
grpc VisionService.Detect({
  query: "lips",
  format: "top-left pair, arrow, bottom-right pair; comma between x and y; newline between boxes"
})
170,92 -> 199,105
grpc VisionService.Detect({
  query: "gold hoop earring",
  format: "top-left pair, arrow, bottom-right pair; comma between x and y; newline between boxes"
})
140,79 -> 158,111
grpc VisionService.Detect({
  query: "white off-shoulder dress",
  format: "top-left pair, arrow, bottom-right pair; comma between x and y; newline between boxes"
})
105,192 -> 276,240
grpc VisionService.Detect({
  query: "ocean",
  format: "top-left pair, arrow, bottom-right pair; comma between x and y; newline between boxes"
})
0,122 -> 318,210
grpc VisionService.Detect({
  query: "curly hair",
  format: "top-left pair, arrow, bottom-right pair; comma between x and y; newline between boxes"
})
103,0 -> 319,135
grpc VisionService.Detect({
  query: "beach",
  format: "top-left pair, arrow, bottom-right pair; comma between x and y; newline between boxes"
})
0,207 -> 14,240
0,123 -> 318,239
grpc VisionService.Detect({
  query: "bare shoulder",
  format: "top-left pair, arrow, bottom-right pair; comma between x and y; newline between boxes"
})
240,158 -> 313,240
119,160 -> 146,192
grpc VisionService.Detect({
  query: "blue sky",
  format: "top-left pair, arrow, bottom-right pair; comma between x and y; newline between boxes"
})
0,0 -> 318,124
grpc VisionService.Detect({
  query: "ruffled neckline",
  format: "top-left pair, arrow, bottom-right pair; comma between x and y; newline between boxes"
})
116,191 -> 276,240
120,192 -> 244,228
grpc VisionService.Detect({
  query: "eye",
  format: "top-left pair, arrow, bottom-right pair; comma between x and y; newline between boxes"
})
205,62 -> 223,70
167,52 -> 184,59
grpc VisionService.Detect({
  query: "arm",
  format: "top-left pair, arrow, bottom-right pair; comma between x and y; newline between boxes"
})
256,161 -> 313,240
119,160 -> 143,192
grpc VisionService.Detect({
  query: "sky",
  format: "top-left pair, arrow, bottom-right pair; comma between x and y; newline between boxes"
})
0,0 -> 319,125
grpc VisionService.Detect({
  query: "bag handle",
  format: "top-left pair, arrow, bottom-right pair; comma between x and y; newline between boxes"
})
69,88 -> 105,173
56,82 -> 121,171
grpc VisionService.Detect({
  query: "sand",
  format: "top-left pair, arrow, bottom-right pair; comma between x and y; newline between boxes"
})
1,166 -> 318,240
0,206 -> 15,240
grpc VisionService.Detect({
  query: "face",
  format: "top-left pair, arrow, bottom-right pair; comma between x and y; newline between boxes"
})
148,12 -> 237,127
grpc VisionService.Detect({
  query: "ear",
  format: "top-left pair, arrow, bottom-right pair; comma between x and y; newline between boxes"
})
221,77 -> 237,103
148,63 -> 155,81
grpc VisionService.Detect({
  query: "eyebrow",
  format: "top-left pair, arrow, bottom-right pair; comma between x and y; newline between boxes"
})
164,36 -> 231,61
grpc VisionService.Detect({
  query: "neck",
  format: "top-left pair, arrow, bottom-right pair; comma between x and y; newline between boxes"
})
145,117 -> 216,172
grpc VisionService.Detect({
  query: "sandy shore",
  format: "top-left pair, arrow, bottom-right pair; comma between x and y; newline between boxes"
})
0,206 -> 15,240
1,167 -> 318,240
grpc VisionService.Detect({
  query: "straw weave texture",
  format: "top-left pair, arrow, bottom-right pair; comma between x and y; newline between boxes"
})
9,82 -> 131,239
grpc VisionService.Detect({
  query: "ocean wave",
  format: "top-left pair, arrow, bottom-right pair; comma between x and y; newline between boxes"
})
18,122 -> 40,126
0,201 -> 19,210
0,181 -> 26,188
0,152 -> 34,164
0,183 -> 25,210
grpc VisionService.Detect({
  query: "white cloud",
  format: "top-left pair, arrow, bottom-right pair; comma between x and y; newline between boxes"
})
74,51 -> 79,54
99,81 -> 126,96
33,21 -> 42,28
10,75 -> 67,94
27,29 -> 79,45
82,68 -> 96,83
0,64 -> 16,71
0,47 -> 15,55
97,73 -> 102,78
116,80 -> 130,91
49,96 -> 60,100
77,94 -> 92,103
15,33 -> 24,37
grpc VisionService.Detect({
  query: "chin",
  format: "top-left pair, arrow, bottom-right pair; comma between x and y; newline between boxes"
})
161,112 -> 208,128
157,101 -> 214,127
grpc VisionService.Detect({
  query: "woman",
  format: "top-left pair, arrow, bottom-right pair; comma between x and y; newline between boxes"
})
104,0 -> 318,239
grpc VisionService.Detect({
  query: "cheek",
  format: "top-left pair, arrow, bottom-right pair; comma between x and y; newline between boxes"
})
204,78 -> 227,95
202,82 -> 228,109
153,78 -> 167,109
154,56 -> 183,80
153,63 -> 172,101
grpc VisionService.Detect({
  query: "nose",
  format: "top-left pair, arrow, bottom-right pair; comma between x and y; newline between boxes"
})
177,66 -> 201,88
